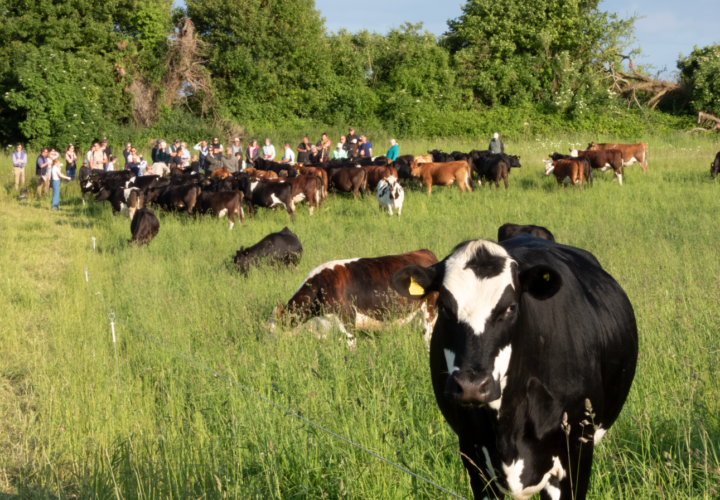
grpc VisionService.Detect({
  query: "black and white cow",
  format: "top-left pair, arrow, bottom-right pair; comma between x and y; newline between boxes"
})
377,176 -> 404,216
238,177 -> 296,221
390,235 -> 638,500
94,185 -> 144,219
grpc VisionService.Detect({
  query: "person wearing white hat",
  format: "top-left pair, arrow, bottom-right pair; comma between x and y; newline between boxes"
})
230,137 -> 243,156
332,142 -> 348,160
489,132 -> 504,154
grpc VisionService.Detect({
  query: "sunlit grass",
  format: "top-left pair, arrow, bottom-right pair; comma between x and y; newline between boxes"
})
1,131 -> 719,499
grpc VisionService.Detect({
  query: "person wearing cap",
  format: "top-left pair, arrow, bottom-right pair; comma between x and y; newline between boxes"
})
169,139 -> 181,155
230,138 -> 243,156
101,139 -> 111,158
358,135 -> 372,158
331,142 -> 348,160
489,132 -> 504,154
280,143 -> 295,164
12,142 -> 27,190
152,139 -> 162,163
262,138 -> 276,161
386,139 -> 399,161
79,159 -> 91,183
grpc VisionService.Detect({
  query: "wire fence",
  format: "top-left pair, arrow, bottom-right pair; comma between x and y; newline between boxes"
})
80,206 -> 468,500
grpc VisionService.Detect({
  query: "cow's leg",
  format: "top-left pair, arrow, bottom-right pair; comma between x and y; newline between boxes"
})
228,208 -> 235,230
425,177 -> 432,195
387,205 -> 393,216
503,172 -> 508,190
458,439 -> 503,500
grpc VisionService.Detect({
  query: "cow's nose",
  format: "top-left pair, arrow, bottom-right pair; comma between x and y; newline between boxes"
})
445,372 -> 499,405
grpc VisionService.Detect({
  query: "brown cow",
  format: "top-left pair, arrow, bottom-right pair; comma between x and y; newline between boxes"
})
295,166 -> 328,198
263,176 -> 324,215
414,154 -> 433,164
269,250 -> 439,347
410,160 -> 473,195
328,167 -> 367,200
210,166 -> 232,179
543,159 -> 584,192
571,149 -> 624,185
245,167 -> 278,179
363,165 -> 399,191
588,142 -> 648,173
196,190 -> 245,229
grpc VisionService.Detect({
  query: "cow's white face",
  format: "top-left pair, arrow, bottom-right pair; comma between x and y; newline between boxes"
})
391,239 -> 563,408
543,160 -> 555,176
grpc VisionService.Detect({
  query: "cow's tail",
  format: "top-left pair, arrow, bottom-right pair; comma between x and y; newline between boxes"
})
465,163 -> 473,192
315,176 -> 323,206
642,143 -> 648,172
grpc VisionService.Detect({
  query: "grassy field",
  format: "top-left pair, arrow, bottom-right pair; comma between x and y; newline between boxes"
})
1,132 -> 719,499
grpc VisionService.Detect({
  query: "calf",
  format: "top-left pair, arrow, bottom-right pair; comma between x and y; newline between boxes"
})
327,167 -> 367,200
410,160 -> 472,195
129,208 -> 160,245
264,176 -> 323,215
711,152 -> 720,180
238,178 -> 296,221
475,154 -> 509,189
377,176 -> 404,216
544,159 -> 584,192
550,153 -> 593,187
390,235 -> 637,500
363,165 -> 399,191
269,250 -> 439,346
498,223 -> 555,243
391,156 -> 415,182
427,149 -> 452,162
234,227 -> 303,273
95,186 -> 144,219
295,166 -> 328,198
571,149 -> 623,185
210,166 -> 232,178
196,191 -> 245,229
146,184 -> 200,215
588,141 -> 648,172
245,167 -> 279,179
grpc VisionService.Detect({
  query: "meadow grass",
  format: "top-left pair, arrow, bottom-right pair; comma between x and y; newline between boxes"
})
1,132 -> 719,499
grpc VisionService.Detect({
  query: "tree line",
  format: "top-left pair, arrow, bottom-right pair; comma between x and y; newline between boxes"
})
0,0 -> 717,147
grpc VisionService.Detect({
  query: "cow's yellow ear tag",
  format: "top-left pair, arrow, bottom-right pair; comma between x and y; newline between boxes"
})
409,277 -> 425,296
543,273 -> 550,282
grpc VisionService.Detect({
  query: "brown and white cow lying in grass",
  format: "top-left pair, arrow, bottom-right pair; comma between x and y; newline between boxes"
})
269,250 -> 439,347
410,160 -> 473,195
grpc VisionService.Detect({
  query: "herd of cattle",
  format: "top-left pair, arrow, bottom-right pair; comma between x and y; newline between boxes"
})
79,141 -> 720,500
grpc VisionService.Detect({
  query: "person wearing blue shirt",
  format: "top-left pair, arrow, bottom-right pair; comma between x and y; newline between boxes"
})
386,139 -> 399,161
35,148 -> 51,198
12,143 -> 27,190
358,135 -> 373,158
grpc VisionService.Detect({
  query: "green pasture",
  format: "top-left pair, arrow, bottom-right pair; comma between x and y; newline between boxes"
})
1,133 -> 719,499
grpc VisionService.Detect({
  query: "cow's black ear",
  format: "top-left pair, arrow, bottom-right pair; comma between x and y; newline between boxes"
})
390,265 -> 438,300
519,265 -> 562,301
525,377 -> 564,440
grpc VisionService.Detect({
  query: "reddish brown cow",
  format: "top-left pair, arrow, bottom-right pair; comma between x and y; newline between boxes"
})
245,168 -> 278,179
269,250 -> 439,346
362,165 -> 399,191
296,166 -> 328,198
210,166 -> 232,179
196,190 -> 245,229
544,159 -> 584,192
263,176 -> 324,215
588,142 -> 648,173
410,160 -> 473,195
571,148 -> 624,185
328,167 -> 367,200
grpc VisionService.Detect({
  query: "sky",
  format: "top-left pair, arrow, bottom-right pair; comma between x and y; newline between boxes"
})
314,0 -> 720,79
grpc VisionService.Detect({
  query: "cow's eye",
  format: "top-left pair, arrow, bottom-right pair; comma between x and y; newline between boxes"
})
505,304 -> 518,315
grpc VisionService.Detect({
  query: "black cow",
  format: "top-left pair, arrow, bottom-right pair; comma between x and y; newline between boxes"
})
475,154 -> 510,189
234,227 -> 303,273
391,155 -> 415,181
498,223 -> 555,243
327,167 -> 367,199
550,153 -> 593,187
712,152 -> 720,180
427,149 -> 452,163
238,177 -> 296,221
390,235 -> 638,500
129,208 -> 160,245
146,184 -> 200,215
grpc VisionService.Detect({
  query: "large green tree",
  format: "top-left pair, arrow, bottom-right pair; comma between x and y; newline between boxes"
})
678,44 -> 720,117
444,0 -> 636,111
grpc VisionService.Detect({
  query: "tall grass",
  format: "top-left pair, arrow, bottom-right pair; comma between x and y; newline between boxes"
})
1,131 -> 719,499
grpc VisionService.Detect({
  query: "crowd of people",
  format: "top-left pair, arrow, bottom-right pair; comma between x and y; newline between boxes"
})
11,126 -> 508,211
